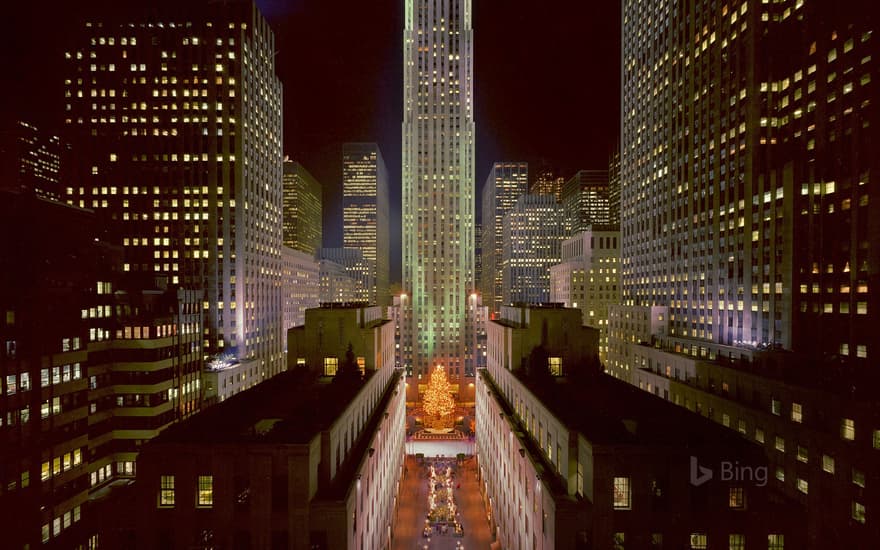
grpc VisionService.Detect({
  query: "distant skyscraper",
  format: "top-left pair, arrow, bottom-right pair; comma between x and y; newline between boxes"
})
65,3 -> 284,375
343,143 -> 389,305
501,195 -> 566,305
608,147 -> 620,226
530,164 -> 564,203
561,170 -> 611,235
283,159 -> 323,255
318,247 -> 375,304
402,0 -> 475,381
0,120 -> 68,201
480,162 -> 529,315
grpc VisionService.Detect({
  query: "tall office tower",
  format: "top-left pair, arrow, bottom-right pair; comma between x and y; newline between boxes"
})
501,195 -> 566,306
561,169 -> 611,235
480,162 -> 529,315
608,147 -> 620,226
530,164 -> 565,203
550,229 -> 620,360
618,1 -> 879,546
474,222 -> 482,304
64,2 -> 284,377
343,142 -> 390,305
0,120 -> 69,201
283,158 -> 323,255
402,0 -> 475,381
318,247 -> 375,303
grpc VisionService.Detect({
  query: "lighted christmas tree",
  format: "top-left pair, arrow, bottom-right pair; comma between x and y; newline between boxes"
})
423,365 -> 456,427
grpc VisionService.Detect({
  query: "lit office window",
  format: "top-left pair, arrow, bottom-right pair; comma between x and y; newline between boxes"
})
158,475 -> 175,507
324,357 -> 338,376
612,477 -> 631,509
198,475 -> 214,507
548,357 -> 562,376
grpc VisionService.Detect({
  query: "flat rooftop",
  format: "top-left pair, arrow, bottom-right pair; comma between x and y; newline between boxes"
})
152,369 -> 372,445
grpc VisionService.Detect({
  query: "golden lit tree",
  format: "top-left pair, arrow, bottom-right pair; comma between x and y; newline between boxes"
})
423,365 -> 455,425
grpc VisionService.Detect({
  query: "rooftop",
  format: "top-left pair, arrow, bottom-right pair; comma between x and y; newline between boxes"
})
151,369 -> 373,445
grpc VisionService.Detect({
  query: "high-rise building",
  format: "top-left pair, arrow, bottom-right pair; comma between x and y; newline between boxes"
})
608,147 -> 620,226
343,142 -> 389,305
281,245 -> 320,332
283,159 -> 323,255
64,2 -> 284,377
318,247 -> 375,304
480,162 -> 529,315
530,164 -> 565,203
402,0 -> 475,381
561,170 -> 611,235
501,195 -> 566,306
0,120 -> 69,201
616,1 -> 879,546
550,228 -> 620,360
318,258 -> 358,305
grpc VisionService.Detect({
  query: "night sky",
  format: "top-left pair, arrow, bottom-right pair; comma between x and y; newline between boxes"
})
3,0 -> 620,284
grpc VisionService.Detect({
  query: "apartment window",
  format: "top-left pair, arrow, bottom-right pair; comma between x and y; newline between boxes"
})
822,454 -> 835,474
158,475 -> 175,507
791,403 -> 803,423
323,357 -> 338,376
722,413 -> 730,427
613,532 -> 625,550
841,418 -> 855,441
197,475 -> 214,507
548,357 -> 562,376
728,534 -> 745,550
853,502 -> 866,524
356,357 -> 366,375
768,534 -> 784,549
690,533 -> 707,549
853,468 -> 866,488
756,428 -> 765,443
728,487 -> 745,509
613,477 -> 631,509
737,419 -> 746,434
796,478 -> 809,494
576,462 -> 584,497
775,467 -> 785,482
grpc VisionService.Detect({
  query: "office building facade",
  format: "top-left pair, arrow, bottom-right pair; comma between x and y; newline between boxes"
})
561,170 -> 611,236
283,159 -> 323,255
501,195 -> 566,306
64,2 -> 285,378
343,142 -> 390,305
402,0 -> 475,381
480,162 -> 529,315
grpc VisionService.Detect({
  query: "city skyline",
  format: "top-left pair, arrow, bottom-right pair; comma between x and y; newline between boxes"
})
3,0 -> 621,285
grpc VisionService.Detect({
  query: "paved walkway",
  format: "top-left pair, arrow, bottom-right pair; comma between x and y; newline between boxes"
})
393,453 -> 494,550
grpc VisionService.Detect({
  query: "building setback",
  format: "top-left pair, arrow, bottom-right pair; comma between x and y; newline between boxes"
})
283,159 -> 323,256
402,0 -> 475,382
64,1 -> 285,378
501,195 -> 566,306
343,143 -> 389,306
480,162 -> 529,315
615,0 -> 880,547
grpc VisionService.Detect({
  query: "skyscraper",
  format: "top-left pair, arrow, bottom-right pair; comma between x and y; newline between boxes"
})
283,159 -> 323,255
561,169 -> 611,235
402,0 -> 475,381
530,164 -> 565,203
501,194 -> 566,306
64,3 -> 284,375
0,120 -> 68,201
343,142 -> 389,305
480,162 -> 529,315
614,1 -> 879,545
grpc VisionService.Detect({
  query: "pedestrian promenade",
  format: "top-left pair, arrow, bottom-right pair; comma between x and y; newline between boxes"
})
392,452 -> 493,550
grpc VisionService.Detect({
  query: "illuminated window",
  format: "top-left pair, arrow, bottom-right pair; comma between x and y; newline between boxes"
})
791,403 -> 802,423
841,418 -> 855,441
324,357 -> 338,376
853,502 -> 866,524
197,475 -> 213,507
357,357 -> 366,375
612,477 -> 631,509
548,357 -> 562,376
822,454 -> 835,473
729,487 -> 745,509
690,533 -> 707,549
729,534 -> 745,550
768,534 -> 784,550
158,475 -> 175,507
797,478 -> 808,494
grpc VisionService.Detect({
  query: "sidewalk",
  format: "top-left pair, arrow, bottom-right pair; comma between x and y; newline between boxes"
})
392,454 -> 493,550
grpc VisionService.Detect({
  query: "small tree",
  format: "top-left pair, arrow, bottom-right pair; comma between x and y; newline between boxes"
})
334,343 -> 362,385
